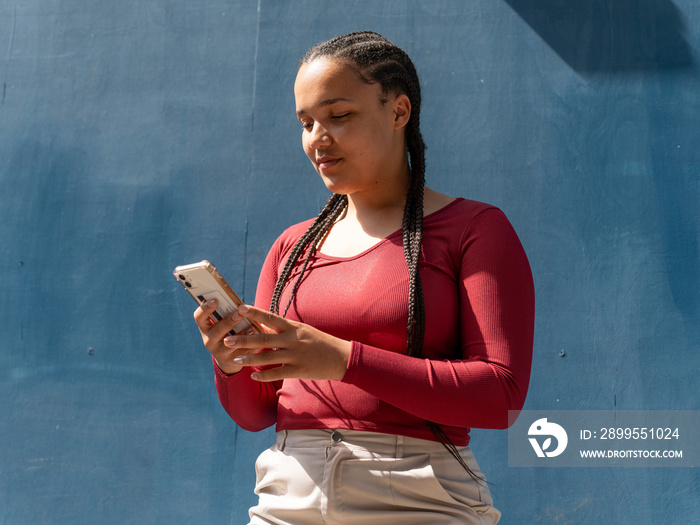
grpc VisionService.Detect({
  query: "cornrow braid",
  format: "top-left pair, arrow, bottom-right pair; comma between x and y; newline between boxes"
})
276,31 -> 482,483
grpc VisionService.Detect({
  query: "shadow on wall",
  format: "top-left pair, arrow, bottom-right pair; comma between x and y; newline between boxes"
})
503,0 -> 695,74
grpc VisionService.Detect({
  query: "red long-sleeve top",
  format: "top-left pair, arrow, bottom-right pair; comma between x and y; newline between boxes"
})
214,198 -> 534,446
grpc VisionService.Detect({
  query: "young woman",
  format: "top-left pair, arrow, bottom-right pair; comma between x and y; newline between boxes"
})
193,31 -> 534,524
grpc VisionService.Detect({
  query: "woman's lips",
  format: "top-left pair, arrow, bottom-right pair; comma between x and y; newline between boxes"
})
317,157 -> 340,170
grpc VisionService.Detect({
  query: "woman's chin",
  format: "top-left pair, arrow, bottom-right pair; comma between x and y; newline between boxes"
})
318,175 -> 348,195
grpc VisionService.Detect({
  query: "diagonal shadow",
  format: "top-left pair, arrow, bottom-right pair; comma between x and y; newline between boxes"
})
503,0 -> 695,74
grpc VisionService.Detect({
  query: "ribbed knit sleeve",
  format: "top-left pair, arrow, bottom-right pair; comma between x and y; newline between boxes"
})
211,222 -> 309,432
213,361 -> 278,432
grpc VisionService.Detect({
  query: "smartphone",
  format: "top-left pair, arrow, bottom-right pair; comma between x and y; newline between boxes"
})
173,260 -> 262,336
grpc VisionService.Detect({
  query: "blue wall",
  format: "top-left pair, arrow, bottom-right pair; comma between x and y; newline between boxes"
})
1,1 -> 698,523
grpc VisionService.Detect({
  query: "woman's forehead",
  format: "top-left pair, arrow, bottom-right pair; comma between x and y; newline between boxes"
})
295,58 -> 356,92
294,58 -> 377,110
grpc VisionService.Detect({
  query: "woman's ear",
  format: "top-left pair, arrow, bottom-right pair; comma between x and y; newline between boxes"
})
393,94 -> 411,130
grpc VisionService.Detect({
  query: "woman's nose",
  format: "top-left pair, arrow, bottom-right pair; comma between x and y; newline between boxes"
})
309,123 -> 331,149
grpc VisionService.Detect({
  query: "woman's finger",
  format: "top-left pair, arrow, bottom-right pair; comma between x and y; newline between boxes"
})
195,300 -> 245,343
193,299 -> 219,331
232,350 -> 292,382
249,366 -> 290,383
231,347 -> 286,366
223,329 -> 280,351
237,305 -> 291,331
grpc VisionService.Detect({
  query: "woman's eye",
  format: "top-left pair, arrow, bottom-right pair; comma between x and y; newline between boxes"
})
331,113 -> 350,120
300,121 -> 313,130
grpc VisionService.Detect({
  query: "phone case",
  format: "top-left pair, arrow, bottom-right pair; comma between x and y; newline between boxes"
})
173,260 -> 262,335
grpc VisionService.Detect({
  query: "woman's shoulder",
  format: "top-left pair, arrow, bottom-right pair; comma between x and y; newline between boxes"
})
425,193 -> 502,225
424,194 -> 520,251
280,217 -> 316,239
268,217 -> 316,255
423,196 -> 527,274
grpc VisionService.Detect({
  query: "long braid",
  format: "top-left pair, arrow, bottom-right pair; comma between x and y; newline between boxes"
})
270,193 -> 347,316
279,196 -> 347,317
402,69 -> 427,357
281,31 -> 482,483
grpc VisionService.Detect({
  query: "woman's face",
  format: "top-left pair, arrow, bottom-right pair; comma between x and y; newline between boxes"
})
294,57 -> 410,200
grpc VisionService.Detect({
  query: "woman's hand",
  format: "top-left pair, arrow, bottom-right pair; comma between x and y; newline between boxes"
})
193,299 -> 254,375
222,305 -> 352,382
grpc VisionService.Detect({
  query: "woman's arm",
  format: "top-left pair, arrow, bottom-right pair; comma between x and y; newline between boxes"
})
209,240 -> 288,432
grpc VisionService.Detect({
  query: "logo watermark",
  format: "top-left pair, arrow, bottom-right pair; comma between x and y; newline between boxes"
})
528,418 -> 568,457
508,411 -> 699,467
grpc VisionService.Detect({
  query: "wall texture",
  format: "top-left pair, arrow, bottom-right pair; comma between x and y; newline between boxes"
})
1,1 -> 698,523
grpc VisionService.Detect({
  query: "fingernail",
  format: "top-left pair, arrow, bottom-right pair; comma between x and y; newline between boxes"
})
238,305 -> 249,313
224,336 -> 236,346
233,356 -> 245,365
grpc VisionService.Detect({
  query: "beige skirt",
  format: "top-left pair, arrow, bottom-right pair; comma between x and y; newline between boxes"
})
248,429 -> 501,525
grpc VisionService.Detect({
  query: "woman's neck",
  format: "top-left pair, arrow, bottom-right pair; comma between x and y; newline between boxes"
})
317,188 -> 456,258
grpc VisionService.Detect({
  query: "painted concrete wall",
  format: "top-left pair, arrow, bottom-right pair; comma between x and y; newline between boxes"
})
1,1 -> 698,523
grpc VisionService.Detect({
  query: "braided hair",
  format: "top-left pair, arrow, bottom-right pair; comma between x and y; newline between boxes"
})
272,31 -> 480,481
